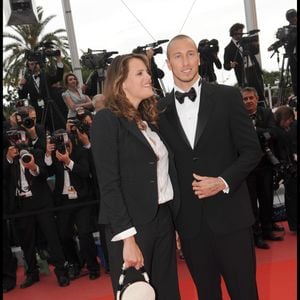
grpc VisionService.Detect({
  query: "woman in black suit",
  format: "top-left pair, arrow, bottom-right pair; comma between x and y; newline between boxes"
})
90,53 -> 181,300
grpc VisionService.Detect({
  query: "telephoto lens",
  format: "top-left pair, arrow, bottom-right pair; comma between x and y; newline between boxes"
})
20,149 -> 32,163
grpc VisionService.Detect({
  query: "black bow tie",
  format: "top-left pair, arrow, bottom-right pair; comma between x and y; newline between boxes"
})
33,74 -> 40,79
249,113 -> 256,120
175,87 -> 196,104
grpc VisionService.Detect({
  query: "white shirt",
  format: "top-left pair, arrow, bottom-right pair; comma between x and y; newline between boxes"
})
174,79 -> 201,149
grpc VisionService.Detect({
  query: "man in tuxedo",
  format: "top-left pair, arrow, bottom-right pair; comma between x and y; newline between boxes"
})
18,54 -> 64,124
4,131 -> 70,288
223,23 -> 265,103
158,34 -> 262,300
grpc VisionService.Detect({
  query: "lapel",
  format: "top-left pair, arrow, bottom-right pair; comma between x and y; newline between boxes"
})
193,82 -> 215,148
164,91 -> 192,148
119,117 -> 154,153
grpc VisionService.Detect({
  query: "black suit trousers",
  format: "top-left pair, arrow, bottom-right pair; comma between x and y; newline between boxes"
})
105,203 -> 180,300
56,199 -> 100,272
14,206 -> 67,277
180,218 -> 258,300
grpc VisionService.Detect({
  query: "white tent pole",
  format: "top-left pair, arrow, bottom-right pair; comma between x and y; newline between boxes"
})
61,0 -> 83,86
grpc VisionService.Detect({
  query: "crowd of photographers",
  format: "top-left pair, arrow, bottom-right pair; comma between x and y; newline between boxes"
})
3,8 -> 297,294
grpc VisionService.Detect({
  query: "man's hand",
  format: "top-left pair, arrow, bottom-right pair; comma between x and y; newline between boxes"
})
76,129 -> 90,147
6,146 -> 19,161
192,173 -> 226,199
230,61 -> 238,69
55,149 -> 70,165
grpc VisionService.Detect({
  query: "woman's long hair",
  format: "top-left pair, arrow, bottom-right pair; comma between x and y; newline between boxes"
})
103,53 -> 158,128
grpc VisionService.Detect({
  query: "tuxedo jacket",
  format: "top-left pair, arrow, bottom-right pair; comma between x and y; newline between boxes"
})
223,40 -> 262,86
18,66 -> 64,121
158,82 -> 262,239
3,148 -> 53,213
90,109 -> 180,236
46,145 -> 92,202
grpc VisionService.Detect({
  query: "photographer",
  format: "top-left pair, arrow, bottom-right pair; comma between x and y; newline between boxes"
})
132,46 -> 165,99
198,38 -> 222,83
66,109 -> 110,272
44,129 -> 101,280
224,23 -> 265,102
18,51 -> 64,124
273,106 -> 297,233
285,9 -> 297,96
4,130 -> 70,288
242,87 -> 284,249
13,105 -> 46,152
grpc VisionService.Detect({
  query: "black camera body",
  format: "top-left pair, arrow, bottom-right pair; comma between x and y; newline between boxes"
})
69,119 -> 90,136
258,132 -> 280,166
273,161 -> 297,190
238,33 -> 259,56
5,129 -> 27,146
49,132 -> 68,154
268,25 -> 297,53
15,111 -> 35,129
198,39 -> 219,57
133,46 -> 163,56
81,50 -> 118,70
25,49 -> 61,64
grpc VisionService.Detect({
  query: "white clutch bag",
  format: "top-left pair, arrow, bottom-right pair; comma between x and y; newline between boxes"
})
116,264 -> 156,300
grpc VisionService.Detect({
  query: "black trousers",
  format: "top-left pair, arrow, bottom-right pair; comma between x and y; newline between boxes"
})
3,220 -> 17,287
180,218 -> 258,300
56,198 -> 100,272
246,166 -> 274,235
105,203 -> 180,300
14,206 -> 67,277
284,175 -> 298,231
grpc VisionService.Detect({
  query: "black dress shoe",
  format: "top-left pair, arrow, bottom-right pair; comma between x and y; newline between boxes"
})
20,275 -> 40,289
3,283 -> 16,293
263,232 -> 284,241
68,263 -> 81,280
89,270 -> 100,280
57,275 -> 70,287
255,237 -> 270,249
272,223 -> 284,232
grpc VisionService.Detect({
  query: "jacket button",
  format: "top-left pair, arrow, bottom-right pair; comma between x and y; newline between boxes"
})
150,180 -> 155,184
193,157 -> 199,161
149,161 -> 155,165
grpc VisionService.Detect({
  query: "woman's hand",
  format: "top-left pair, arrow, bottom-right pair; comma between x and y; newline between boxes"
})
123,236 -> 144,270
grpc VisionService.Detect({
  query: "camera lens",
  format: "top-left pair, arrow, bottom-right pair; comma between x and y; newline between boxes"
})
23,117 -> 35,129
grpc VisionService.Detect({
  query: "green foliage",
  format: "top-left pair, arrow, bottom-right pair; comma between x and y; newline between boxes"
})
3,6 -> 71,90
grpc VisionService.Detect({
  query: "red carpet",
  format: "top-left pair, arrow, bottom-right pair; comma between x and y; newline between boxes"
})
4,221 -> 296,300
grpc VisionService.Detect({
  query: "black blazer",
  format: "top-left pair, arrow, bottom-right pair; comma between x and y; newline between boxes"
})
158,82 -> 262,239
46,145 -> 91,202
3,148 -> 53,213
90,109 -> 180,236
223,40 -> 262,86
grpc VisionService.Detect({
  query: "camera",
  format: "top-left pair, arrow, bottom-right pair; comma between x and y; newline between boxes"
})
5,129 -> 27,146
198,39 -> 219,57
49,132 -> 68,154
258,132 -> 280,166
268,25 -> 296,53
15,110 -> 35,129
81,49 -> 118,70
68,119 -> 90,136
19,149 -> 33,164
25,41 -> 61,64
238,33 -> 259,55
133,46 -> 163,56
273,161 -> 297,190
